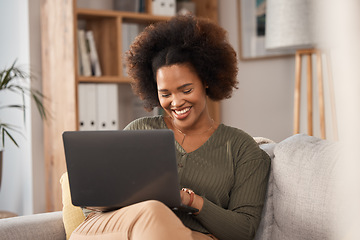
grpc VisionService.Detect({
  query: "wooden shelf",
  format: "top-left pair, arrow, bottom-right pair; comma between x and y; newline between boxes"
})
77,8 -> 171,22
77,76 -> 131,84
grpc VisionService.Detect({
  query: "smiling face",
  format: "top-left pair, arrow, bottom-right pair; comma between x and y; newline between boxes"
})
156,63 -> 210,131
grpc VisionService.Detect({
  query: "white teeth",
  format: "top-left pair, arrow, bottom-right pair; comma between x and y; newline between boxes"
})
174,107 -> 190,115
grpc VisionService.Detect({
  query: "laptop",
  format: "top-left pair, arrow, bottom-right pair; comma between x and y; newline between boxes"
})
62,129 -> 198,214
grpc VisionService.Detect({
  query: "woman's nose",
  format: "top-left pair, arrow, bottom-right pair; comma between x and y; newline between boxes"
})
170,95 -> 185,108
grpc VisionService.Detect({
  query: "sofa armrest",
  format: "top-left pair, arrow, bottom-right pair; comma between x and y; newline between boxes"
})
0,211 -> 65,240
254,142 -> 276,240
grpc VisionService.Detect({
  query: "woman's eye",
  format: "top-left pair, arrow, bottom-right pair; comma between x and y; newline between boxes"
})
184,89 -> 193,94
161,93 -> 170,98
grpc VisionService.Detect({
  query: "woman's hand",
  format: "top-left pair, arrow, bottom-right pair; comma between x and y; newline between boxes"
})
180,188 -> 204,215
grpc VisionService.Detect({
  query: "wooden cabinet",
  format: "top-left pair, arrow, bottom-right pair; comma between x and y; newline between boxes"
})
41,0 -> 218,211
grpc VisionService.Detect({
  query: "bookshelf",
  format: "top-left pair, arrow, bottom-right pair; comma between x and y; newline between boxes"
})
41,0 -> 219,211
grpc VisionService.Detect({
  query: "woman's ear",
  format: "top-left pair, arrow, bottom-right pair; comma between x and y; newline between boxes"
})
205,85 -> 210,96
203,80 -> 209,89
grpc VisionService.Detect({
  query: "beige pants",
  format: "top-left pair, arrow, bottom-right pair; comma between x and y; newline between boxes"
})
70,200 -> 215,240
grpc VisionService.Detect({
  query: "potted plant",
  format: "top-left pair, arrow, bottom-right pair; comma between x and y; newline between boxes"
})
0,61 -> 47,189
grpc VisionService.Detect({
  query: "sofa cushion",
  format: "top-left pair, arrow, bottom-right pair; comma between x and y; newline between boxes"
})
271,134 -> 339,239
60,172 -> 85,240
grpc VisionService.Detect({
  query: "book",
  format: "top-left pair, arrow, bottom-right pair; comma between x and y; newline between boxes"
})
78,29 -> 92,76
86,30 -> 102,76
77,37 -> 82,76
114,0 -> 140,12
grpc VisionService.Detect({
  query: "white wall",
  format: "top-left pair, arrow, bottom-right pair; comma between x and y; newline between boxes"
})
317,1 -> 360,238
219,0 -> 295,142
0,0 -> 44,215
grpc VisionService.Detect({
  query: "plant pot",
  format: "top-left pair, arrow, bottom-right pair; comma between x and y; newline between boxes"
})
0,150 -> 18,219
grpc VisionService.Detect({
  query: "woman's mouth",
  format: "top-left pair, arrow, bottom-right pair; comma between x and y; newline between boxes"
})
172,107 -> 191,119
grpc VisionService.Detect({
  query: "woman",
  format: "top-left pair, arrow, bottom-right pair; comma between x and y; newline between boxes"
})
70,15 -> 270,240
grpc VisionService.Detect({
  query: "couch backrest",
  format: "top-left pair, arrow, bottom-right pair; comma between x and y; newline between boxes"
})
255,134 -> 340,240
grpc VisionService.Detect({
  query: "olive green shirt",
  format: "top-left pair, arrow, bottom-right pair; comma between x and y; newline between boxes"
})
124,116 -> 271,240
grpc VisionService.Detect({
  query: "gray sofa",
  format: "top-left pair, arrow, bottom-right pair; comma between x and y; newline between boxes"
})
0,134 -> 340,240
0,211 -> 65,239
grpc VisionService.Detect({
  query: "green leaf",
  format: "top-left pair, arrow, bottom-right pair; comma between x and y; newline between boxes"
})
32,93 -> 47,119
0,104 -> 25,110
0,60 -> 48,148
3,128 -> 19,147
0,123 -> 22,148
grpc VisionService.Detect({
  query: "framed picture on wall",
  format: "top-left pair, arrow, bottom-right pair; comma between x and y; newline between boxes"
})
238,0 -> 292,60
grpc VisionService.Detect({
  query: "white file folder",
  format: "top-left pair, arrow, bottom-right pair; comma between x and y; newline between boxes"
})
107,84 -> 119,130
152,0 -> 175,16
96,84 -> 119,130
164,0 -> 176,16
96,84 -> 109,130
78,83 -> 97,130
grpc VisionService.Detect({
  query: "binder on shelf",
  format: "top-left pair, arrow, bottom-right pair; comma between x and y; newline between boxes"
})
79,83 -> 156,131
107,84 -> 119,130
164,0 -> 176,16
78,83 -> 97,130
86,30 -> 102,76
152,0 -> 175,16
96,84 -> 119,130
151,0 -> 163,15
78,29 -> 92,76
96,84 -> 109,130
